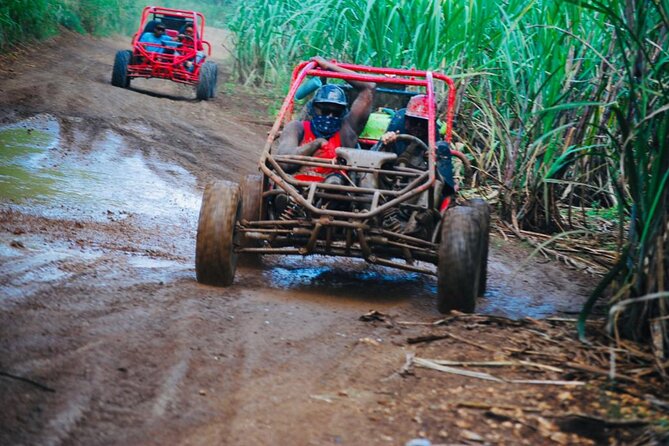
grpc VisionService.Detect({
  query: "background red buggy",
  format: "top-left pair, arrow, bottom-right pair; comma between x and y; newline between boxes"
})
111,6 -> 218,100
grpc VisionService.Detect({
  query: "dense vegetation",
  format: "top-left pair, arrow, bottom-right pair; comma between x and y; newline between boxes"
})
0,0 -> 232,51
228,0 -> 668,349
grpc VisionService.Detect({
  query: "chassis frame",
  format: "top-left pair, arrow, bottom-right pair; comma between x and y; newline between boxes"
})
196,60 -> 490,312
240,61 -> 457,275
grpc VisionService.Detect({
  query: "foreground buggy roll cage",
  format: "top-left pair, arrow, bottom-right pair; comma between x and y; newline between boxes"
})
258,61 -> 457,220
196,60 -> 490,313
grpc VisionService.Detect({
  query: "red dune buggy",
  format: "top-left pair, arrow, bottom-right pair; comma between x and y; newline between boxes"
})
195,61 -> 490,313
111,6 -> 218,100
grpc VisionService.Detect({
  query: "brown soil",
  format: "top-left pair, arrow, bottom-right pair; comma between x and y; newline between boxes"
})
0,31 -> 666,446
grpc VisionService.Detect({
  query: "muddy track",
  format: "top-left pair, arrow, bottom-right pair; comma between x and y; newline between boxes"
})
0,32 -> 594,445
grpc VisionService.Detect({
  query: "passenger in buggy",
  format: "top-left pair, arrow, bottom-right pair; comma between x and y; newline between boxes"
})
177,22 -> 205,71
276,56 -> 376,183
380,94 -> 456,196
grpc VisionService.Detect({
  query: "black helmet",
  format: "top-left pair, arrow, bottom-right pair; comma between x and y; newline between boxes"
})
312,84 -> 347,106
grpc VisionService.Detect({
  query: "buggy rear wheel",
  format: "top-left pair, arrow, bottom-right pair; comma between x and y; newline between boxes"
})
437,206 -> 483,313
111,50 -> 131,88
239,174 -> 263,266
463,198 -> 490,295
196,61 -> 218,100
195,181 -> 241,286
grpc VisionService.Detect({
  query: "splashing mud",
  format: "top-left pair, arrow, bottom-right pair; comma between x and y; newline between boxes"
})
261,255 -> 575,319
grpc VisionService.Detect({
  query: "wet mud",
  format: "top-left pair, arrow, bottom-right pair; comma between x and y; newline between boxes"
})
0,31 -> 593,445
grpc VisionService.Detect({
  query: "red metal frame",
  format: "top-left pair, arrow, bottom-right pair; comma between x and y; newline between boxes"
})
235,61 -> 463,272
283,61 -> 456,141
257,61 -> 457,220
266,61 -> 455,155
127,6 -> 212,86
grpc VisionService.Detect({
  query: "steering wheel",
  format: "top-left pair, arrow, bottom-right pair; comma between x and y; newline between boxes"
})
177,34 -> 195,45
370,133 -> 429,155
370,134 -> 430,190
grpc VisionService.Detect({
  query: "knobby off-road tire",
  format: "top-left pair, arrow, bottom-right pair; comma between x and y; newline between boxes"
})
464,198 -> 491,295
195,181 -> 241,286
111,50 -> 132,88
238,174 -> 263,266
437,206 -> 484,313
196,61 -> 218,100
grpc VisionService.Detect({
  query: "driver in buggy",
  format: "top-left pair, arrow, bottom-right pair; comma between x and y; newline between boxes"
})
277,56 -> 376,184
380,94 -> 456,197
138,22 -> 179,54
177,22 -> 205,71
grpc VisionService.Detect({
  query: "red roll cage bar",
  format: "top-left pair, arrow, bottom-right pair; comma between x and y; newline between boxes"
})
258,61 -> 458,217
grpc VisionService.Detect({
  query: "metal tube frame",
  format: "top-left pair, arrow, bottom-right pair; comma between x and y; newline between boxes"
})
241,60 -> 456,273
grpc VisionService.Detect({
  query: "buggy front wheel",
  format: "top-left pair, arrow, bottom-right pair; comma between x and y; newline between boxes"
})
195,181 -> 241,286
238,174 -> 263,266
196,61 -> 218,100
437,206 -> 483,313
111,50 -> 131,88
463,198 -> 490,295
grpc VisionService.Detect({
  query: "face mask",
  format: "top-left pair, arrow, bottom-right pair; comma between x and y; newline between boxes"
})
311,115 -> 342,139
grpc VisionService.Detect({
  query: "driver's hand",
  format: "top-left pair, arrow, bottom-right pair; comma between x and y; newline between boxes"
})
381,131 -> 398,145
314,138 -> 328,148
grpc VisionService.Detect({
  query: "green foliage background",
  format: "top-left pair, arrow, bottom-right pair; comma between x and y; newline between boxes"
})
0,0 -> 233,50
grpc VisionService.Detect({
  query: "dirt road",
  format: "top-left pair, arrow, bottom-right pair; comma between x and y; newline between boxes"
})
0,31 -> 617,446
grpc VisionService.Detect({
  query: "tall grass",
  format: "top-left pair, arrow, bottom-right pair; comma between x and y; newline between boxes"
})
570,0 -> 668,350
229,0 -> 668,351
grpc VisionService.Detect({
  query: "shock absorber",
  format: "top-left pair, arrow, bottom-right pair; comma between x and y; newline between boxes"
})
280,199 -> 301,221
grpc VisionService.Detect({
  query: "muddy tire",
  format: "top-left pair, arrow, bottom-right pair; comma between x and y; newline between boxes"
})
238,174 -> 263,266
196,61 -> 217,100
111,50 -> 131,88
195,181 -> 241,286
464,198 -> 490,295
437,206 -> 483,313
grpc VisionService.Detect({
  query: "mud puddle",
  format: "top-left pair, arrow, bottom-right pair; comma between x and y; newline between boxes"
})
0,114 -> 200,224
260,256 -> 577,318
0,114 -> 200,302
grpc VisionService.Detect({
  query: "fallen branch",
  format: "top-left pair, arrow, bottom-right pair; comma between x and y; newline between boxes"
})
407,331 -> 497,352
414,358 -> 585,386
413,357 -> 504,382
565,361 -> 637,383
430,359 -> 564,373
508,379 -> 585,386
